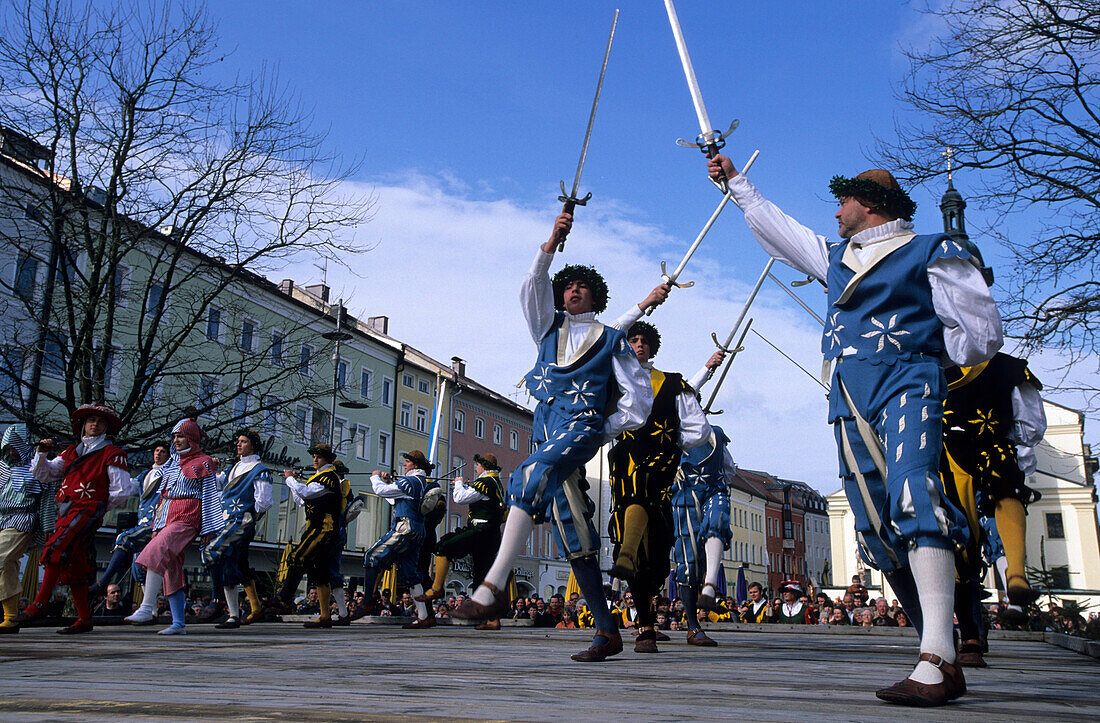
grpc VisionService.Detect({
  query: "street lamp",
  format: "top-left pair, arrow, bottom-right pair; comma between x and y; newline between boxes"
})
321,298 -> 352,447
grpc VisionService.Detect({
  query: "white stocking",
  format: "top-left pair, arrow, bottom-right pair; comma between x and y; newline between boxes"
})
224,586 -> 240,619
908,546 -> 956,684
472,508 -> 535,606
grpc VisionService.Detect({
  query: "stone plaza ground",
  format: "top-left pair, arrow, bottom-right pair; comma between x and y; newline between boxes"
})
0,620 -> 1096,721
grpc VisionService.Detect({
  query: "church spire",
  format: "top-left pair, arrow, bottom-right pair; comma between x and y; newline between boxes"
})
940,148 -> 968,243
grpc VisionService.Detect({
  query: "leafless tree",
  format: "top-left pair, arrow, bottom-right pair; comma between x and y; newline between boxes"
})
876,0 -> 1099,395
0,0 -> 374,445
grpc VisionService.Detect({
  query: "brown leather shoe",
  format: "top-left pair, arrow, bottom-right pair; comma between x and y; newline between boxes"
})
302,617 -> 333,629
687,629 -> 718,647
654,631 -> 670,642
413,587 -> 444,603
402,615 -> 436,629
634,629 -> 659,653
331,615 -> 351,627
698,592 -> 717,611
957,640 -> 987,668
571,629 -> 624,662
57,619 -> 94,635
475,618 -> 501,631
1006,576 -> 1041,607
876,653 -> 966,707
452,582 -> 510,620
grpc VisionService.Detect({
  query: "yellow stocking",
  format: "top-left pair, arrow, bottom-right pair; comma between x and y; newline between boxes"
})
317,583 -> 332,621
0,595 -> 18,628
243,581 -> 262,617
616,505 -> 649,571
431,555 -> 449,595
995,498 -> 1028,588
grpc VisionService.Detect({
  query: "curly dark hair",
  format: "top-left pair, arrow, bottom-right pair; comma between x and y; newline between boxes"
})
235,428 -> 264,453
626,320 -> 660,357
551,264 -> 608,314
829,174 -> 917,221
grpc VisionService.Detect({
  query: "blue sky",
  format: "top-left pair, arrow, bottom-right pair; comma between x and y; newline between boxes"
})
199,1 -> 1089,492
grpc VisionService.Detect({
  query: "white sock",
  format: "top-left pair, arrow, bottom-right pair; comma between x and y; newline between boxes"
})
410,584 -> 429,619
136,571 -> 163,614
472,508 -> 534,606
703,537 -> 725,588
995,556 -> 1009,596
224,586 -> 240,619
334,587 -> 348,617
908,546 -> 956,684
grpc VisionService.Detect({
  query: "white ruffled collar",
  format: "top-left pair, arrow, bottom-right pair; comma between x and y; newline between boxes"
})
850,219 -> 914,248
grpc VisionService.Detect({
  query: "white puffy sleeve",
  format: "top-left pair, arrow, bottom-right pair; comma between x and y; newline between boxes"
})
927,258 -> 1003,366
520,250 -> 557,344
728,174 -> 830,281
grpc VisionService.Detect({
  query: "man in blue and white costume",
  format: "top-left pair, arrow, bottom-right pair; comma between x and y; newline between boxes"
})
203,428 -> 272,629
89,441 -> 169,598
361,449 -> 440,629
708,154 -> 1001,706
453,212 -> 653,663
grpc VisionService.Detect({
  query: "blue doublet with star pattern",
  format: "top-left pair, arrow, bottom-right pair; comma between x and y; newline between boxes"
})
825,233 -> 971,570
672,426 -> 732,586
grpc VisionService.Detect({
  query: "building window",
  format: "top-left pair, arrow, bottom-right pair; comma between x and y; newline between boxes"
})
452,455 -> 464,476
112,265 -> 130,308
99,344 -> 119,396
400,401 -> 413,428
299,344 -> 313,377
378,431 -> 392,466
145,282 -> 166,317
262,395 -> 280,438
294,405 -> 311,444
336,358 -> 348,388
402,373 -> 414,388
381,377 -> 394,407
355,425 -> 371,461
415,406 -> 429,433
493,423 -> 502,446
418,379 -> 430,394
474,417 -> 485,439
13,253 -> 38,304
1050,566 -> 1071,590
239,319 -> 256,353
1046,512 -> 1065,540
360,368 -> 374,399
333,416 -> 347,454
233,389 -> 251,425
270,330 -> 284,366
206,306 -> 222,342
510,429 -> 518,450
1,349 -> 24,401
198,375 -> 219,407
453,409 -> 465,433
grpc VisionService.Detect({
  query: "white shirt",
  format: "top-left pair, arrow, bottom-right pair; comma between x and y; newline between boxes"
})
451,477 -> 488,505
726,174 -> 1003,367
1011,381 -> 1047,475
285,464 -> 335,507
371,469 -> 425,499
521,249 -> 653,442
32,434 -> 132,509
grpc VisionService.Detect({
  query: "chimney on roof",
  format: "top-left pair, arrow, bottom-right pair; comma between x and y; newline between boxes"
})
304,283 -> 330,303
367,315 -> 389,335
451,356 -> 466,377
278,279 -> 294,295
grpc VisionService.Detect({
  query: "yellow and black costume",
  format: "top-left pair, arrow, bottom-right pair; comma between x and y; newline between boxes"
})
277,463 -> 343,614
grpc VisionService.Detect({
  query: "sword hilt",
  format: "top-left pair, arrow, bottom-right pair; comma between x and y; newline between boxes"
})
710,330 -> 745,354
677,120 -> 738,192
555,183 -> 592,251
791,275 -> 818,287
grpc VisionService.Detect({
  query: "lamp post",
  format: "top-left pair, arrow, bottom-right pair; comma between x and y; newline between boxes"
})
321,299 -> 352,448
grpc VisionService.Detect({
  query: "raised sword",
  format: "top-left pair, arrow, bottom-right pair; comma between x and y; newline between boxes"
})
663,0 -> 738,192
554,9 -> 619,251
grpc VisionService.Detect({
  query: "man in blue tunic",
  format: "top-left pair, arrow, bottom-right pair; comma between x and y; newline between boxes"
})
203,429 -> 272,628
454,212 -> 653,663
708,154 -> 1002,706
361,449 -> 440,629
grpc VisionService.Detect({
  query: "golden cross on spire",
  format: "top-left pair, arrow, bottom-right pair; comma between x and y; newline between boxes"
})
942,147 -> 954,182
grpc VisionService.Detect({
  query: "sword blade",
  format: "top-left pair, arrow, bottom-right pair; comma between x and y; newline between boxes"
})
666,150 -> 760,284
703,318 -> 754,414
664,0 -> 713,138
568,8 -> 619,199
703,257 -> 774,412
